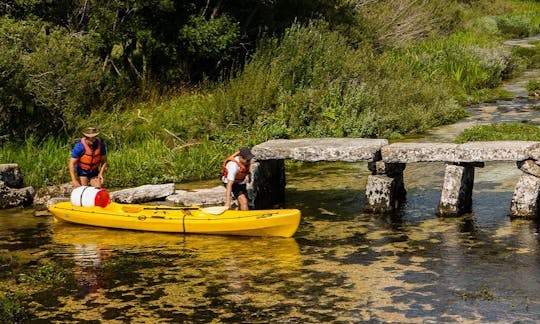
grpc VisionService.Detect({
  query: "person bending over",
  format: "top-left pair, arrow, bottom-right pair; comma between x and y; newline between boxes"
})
221,147 -> 254,210
69,127 -> 107,188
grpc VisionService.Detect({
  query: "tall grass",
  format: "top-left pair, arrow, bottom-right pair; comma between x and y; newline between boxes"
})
0,138 -> 68,188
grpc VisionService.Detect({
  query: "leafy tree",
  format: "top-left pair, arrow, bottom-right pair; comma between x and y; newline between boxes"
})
0,17 -> 109,139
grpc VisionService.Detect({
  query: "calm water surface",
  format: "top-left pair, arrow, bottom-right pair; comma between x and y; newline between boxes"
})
2,40 -> 540,323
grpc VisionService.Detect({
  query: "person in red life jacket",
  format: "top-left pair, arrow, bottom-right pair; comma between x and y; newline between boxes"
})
222,147 -> 254,210
69,127 -> 108,188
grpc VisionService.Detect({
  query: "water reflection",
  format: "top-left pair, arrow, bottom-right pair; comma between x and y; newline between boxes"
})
43,223 -> 303,322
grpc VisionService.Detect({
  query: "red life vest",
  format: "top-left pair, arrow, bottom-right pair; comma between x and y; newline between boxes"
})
78,138 -> 102,171
222,152 -> 250,184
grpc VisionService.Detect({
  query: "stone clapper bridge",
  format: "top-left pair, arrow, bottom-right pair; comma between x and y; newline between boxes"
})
250,138 -> 540,218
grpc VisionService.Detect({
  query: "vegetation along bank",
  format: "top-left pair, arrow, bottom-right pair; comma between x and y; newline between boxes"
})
1,0 -> 540,189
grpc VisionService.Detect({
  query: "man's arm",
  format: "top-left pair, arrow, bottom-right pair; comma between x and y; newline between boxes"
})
69,157 -> 80,187
224,180 -> 233,209
97,155 -> 107,185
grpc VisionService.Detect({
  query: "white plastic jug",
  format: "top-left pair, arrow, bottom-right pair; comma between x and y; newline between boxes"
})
71,186 -> 110,207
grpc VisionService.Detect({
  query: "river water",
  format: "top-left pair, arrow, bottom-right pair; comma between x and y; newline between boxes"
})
2,43 -> 540,323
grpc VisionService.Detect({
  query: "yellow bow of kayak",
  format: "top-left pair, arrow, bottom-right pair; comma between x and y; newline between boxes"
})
48,202 -> 301,238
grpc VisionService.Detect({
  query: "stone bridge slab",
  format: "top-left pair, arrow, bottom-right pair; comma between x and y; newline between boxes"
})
382,143 -> 458,163
252,138 -> 388,162
382,141 -> 540,163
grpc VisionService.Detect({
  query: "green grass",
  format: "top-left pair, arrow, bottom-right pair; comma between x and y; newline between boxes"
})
455,122 -> 540,143
527,79 -> 540,95
0,292 -> 28,323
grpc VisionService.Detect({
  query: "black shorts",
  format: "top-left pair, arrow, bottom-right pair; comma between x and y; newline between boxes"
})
77,168 -> 99,178
227,183 -> 248,199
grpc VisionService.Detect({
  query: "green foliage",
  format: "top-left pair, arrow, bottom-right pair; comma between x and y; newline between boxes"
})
0,137 -> 69,188
391,30 -> 521,102
527,79 -> 540,95
455,122 -> 540,143
179,15 -> 240,60
17,263 -> 68,285
495,13 -> 540,38
208,23 -> 466,139
0,17 -> 110,139
0,292 -> 28,324
512,42 -> 540,69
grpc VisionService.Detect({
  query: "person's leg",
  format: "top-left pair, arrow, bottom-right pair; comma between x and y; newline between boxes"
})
237,193 -> 249,210
232,183 -> 249,210
89,177 -> 102,187
79,176 -> 89,186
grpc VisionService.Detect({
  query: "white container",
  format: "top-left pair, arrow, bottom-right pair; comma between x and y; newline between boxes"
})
71,186 -> 110,207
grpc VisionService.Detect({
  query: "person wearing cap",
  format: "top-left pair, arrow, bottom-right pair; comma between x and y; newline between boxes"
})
69,127 -> 108,188
221,147 -> 254,210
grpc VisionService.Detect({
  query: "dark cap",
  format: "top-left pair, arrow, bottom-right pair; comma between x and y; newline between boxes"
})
239,147 -> 254,160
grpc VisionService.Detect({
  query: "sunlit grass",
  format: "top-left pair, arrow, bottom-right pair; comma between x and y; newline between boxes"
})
455,122 -> 540,143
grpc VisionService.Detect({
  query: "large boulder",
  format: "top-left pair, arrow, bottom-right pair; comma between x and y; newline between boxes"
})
34,183 -> 74,209
0,181 -> 34,208
0,164 -> 24,188
0,164 -> 35,209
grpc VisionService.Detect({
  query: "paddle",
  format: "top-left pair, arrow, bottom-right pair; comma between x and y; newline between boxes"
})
200,206 -> 228,215
122,205 -> 228,215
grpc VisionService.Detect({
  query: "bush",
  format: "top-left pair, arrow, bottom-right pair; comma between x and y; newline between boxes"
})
0,17 -> 111,140
496,14 -> 540,37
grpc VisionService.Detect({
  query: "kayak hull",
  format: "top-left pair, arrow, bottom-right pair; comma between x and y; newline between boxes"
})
48,202 -> 301,238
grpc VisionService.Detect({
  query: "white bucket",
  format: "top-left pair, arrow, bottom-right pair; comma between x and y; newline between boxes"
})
71,186 -> 110,207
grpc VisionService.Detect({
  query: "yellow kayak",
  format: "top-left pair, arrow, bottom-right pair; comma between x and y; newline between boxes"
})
48,201 -> 301,238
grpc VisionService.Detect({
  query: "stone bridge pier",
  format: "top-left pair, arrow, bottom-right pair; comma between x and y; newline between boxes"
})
251,138 -> 540,219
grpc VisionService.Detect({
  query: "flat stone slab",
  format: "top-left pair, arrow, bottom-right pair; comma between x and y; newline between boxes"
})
455,141 -> 540,162
252,138 -> 388,162
382,143 -> 458,163
383,141 -> 540,163
166,186 -> 226,206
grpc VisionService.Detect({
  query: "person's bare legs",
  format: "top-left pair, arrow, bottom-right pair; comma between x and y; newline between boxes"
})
89,177 -> 102,187
79,176 -> 89,186
237,194 -> 249,210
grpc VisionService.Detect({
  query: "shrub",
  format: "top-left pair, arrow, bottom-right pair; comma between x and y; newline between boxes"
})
0,17 -> 111,140
496,14 -> 540,37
